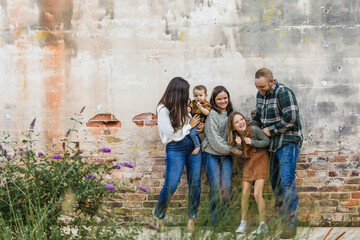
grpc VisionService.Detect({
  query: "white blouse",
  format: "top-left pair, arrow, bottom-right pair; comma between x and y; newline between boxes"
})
157,104 -> 191,144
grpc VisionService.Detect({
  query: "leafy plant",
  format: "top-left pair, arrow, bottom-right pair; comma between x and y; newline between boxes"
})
0,109 -> 140,239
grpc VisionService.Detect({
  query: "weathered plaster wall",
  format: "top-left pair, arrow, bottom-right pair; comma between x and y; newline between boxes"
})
1,0 -> 360,225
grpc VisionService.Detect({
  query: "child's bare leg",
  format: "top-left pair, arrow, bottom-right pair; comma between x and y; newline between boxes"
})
191,146 -> 201,155
187,219 -> 195,232
253,179 -> 266,222
156,218 -> 165,232
241,181 -> 252,220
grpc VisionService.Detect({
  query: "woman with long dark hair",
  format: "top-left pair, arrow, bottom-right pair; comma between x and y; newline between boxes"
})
201,86 -> 242,229
154,77 -> 201,232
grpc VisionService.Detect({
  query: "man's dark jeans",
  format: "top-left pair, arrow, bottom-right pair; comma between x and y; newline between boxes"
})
270,143 -> 300,229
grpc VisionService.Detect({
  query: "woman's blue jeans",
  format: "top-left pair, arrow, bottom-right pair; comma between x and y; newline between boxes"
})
203,152 -> 232,226
154,135 -> 202,220
270,143 -> 300,229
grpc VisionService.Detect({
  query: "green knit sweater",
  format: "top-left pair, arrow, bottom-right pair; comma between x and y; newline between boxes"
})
202,109 -> 235,155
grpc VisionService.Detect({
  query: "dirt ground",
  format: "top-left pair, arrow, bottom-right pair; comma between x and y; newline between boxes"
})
137,226 -> 358,240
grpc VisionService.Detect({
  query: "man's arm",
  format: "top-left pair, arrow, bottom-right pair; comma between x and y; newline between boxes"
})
268,89 -> 299,135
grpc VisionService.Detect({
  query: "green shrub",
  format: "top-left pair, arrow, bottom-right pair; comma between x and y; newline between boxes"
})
0,113 -> 139,239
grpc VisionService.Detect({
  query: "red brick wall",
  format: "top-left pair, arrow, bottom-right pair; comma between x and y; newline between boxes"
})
103,148 -> 360,226
296,152 -> 360,226
85,113 -> 360,226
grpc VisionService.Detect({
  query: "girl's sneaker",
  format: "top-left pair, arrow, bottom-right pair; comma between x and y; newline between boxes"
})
251,222 -> 269,235
235,220 -> 247,234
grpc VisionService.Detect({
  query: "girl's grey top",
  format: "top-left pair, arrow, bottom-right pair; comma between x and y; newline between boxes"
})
233,125 -> 270,152
248,125 -> 270,149
202,109 -> 236,155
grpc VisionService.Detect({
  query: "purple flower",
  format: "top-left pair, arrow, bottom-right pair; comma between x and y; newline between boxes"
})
7,156 -> 11,160
52,154 -> 62,159
100,148 -> 111,153
38,152 -> 44,157
65,129 -> 71,137
30,118 -> 36,130
86,174 -> 93,180
105,184 -> 115,190
112,165 -> 121,169
150,225 -> 159,230
137,186 -> 148,192
2,149 -> 7,156
78,155 -> 82,159
121,162 -> 134,168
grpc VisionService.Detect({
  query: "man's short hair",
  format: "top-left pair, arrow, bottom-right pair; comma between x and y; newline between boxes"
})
193,85 -> 207,94
255,68 -> 274,81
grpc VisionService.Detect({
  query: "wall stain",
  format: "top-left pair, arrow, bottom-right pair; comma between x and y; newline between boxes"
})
38,0 -> 73,31
43,44 -> 67,147
99,0 -> 115,19
261,0 -> 275,25
328,85 -> 357,96
35,31 -> 50,42
279,29 -> 287,38
37,0 -> 74,147
302,37 -> 310,43
179,31 -> 185,42
250,14 -> 259,21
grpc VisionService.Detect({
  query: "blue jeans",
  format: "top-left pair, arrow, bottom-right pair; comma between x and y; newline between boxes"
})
203,152 -> 232,226
154,135 -> 202,220
189,126 -> 201,148
270,143 -> 300,229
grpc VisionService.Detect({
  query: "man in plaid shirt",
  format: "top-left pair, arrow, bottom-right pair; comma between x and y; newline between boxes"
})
250,68 -> 303,239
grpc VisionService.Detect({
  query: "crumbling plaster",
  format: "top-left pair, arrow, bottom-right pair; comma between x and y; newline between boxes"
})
0,0 -> 359,153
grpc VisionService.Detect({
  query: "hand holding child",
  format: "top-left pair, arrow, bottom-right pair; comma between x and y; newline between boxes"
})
189,115 -> 200,128
233,148 -> 243,156
196,122 -> 204,133
262,127 -> 271,137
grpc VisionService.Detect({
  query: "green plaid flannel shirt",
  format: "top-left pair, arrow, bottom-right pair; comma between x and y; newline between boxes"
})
250,80 -> 303,152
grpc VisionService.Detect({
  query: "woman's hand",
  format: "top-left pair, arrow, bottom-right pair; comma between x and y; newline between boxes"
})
235,136 -> 242,145
196,122 -> 204,133
189,115 -> 200,128
233,148 -> 243,156
244,137 -> 252,145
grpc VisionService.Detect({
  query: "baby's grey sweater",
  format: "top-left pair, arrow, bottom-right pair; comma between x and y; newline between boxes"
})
202,109 -> 235,155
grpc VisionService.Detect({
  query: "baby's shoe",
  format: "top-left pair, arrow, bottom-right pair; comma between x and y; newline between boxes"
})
235,220 -> 247,234
251,221 -> 269,235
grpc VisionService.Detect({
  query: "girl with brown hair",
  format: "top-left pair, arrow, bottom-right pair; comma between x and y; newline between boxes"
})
227,112 -> 270,235
201,86 -> 242,229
